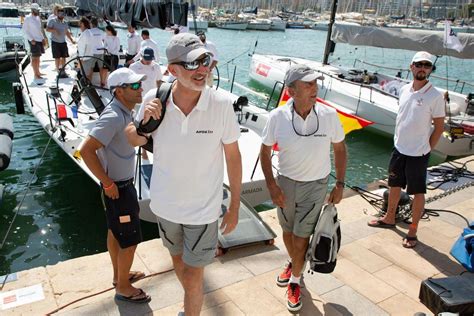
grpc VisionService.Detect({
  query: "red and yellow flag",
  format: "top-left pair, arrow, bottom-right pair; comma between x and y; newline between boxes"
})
278,87 -> 372,135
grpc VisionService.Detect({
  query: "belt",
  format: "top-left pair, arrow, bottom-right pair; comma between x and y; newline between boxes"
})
114,178 -> 134,188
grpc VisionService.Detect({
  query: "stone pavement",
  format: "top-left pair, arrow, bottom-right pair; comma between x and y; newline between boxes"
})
2,158 -> 473,315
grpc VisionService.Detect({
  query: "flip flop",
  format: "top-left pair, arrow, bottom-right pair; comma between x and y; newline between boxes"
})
402,235 -> 418,248
367,219 -> 396,228
112,271 -> 145,287
115,289 -> 151,304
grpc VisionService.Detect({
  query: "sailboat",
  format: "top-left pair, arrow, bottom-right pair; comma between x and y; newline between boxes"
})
248,15 -> 474,158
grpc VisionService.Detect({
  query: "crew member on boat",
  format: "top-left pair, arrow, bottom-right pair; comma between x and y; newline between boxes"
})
129,46 -> 163,98
125,23 -> 141,66
22,3 -> 46,80
368,51 -> 445,249
126,33 -> 242,316
80,68 -> 150,304
260,64 -> 347,313
46,5 -> 75,78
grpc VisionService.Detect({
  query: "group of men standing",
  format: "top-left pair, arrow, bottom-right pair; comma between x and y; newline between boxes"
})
23,8 -> 445,313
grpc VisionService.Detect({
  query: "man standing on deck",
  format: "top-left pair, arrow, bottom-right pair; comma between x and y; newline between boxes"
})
22,3 -> 46,80
125,24 -> 141,66
46,5 -> 75,78
260,64 -> 347,312
80,68 -> 150,304
125,33 -> 242,316
368,51 -> 445,248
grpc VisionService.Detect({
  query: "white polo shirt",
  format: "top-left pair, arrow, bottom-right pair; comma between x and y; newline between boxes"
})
129,60 -> 163,97
262,99 -> 345,182
139,86 -> 241,225
394,82 -> 445,156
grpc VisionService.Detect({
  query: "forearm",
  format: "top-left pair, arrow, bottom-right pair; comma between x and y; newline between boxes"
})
260,145 -> 277,188
80,148 -> 113,186
430,118 -> 445,150
226,150 -> 242,210
333,142 -> 347,182
125,123 -> 148,147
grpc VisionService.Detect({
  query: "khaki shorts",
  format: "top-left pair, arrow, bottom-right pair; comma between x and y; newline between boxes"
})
277,175 -> 328,238
157,217 -> 218,267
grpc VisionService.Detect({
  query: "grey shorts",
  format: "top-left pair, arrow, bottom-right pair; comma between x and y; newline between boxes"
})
157,217 -> 218,267
277,175 -> 328,238
80,58 -> 95,74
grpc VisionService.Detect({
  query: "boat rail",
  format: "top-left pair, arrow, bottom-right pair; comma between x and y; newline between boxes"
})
354,59 -> 474,94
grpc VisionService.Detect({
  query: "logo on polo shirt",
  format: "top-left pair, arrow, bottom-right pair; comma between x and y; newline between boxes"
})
416,98 -> 424,106
196,130 -> 214,134
313,133 -> 327,137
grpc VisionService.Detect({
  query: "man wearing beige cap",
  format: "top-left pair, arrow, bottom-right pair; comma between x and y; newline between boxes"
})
260,64 -> 347,312
126,33 -> 242,315
368,51 -> 445,249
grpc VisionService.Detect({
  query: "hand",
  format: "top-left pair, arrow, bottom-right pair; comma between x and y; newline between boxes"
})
220,204 -> 238,235
269,183 -> 285,208
142,98 -> 163,125
328,186 -> 343,204
103,182 -> 119,199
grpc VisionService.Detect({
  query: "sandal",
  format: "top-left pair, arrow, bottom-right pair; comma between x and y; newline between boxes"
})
367,219 -> 396,228
112,271 -> 145,287
402,235 -> 418,248
115,288 -> 151,304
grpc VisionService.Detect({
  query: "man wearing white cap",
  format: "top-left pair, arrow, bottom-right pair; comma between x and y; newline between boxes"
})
260,64 -> 347,312
22,3 -> 46,80
368,51 -> 445,248
126,33 -> 242,315
80,68 -> 150,304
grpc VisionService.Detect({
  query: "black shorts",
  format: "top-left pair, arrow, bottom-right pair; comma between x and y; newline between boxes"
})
29,40 -> 45,57
388,148 -> 430,194
103,54 -> 119,71
51,41 -> 69,58
102,179 -> 142,248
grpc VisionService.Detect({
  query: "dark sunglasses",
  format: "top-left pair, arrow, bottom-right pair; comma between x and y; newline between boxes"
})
175,54 -> 211,71
413,62 -> 432,69
120,82 -> 142,90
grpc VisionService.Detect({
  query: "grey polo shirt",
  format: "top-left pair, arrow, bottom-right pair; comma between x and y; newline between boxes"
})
90,100 -> 135,182
47,18 -> 69,43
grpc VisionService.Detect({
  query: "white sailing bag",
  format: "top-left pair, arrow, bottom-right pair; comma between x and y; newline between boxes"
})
306,203 -> 341,273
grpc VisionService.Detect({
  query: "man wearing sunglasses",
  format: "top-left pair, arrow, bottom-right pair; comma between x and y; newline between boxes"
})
126,33 -> 242,316
368,51 -> 445,249
81,68 -> 150,304
260,64 -> 347,313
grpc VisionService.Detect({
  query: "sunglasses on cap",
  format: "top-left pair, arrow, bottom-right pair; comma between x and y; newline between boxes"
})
174,54 -> 211,71
120,82 -> 142,90
413,62 -> 433,69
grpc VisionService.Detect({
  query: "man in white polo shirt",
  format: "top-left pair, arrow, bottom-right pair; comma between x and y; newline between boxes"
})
260,64 -> 347,313
129,47 -> 163,98
368,51 -> 445,248
126,33 -> 242,316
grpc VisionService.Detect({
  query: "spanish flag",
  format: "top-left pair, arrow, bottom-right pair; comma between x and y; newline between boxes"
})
278,87 -> 372,135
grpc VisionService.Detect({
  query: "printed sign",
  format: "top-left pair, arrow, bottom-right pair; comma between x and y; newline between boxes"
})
256,63 -> 271,77
0,284 -> 44,310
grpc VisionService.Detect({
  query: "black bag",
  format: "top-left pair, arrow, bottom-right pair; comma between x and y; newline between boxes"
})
136,83 -> 172,153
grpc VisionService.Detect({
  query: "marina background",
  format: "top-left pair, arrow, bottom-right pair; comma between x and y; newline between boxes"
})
0,24 -> 473,275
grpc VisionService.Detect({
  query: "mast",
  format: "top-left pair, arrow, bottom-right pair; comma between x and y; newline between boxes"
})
322,0 -> 338,65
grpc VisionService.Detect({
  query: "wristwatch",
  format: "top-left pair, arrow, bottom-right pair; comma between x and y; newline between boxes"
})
335,180 -> 345,188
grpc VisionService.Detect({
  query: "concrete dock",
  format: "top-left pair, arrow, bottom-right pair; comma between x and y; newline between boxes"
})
2,158 -> 473,315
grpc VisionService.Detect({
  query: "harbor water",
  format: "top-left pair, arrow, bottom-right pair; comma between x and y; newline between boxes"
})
1,25 -> 472,275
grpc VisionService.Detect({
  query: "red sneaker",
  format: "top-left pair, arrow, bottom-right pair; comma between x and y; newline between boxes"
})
276,261 -> 292,287
287,283 -> 302,312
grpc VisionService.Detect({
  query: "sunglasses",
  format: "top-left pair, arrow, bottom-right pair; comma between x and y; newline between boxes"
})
120,82 -> 142,90
413,62 -> 433,69
175,54 -> 211,71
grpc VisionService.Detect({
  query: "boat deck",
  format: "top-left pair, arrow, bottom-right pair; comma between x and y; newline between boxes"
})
2,159 -> 473,315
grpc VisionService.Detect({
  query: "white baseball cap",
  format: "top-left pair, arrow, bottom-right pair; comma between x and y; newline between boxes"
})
411,51 -> 434,64
108,68 -> 146,93
31,3 -> 40,11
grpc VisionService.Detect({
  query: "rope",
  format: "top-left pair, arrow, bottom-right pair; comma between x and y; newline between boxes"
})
0,137 -> 52,290
427,159 -> 474,190
45,267 -> 174,315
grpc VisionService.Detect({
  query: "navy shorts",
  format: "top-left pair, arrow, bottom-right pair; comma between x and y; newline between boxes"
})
29,40 -> 44,57
51,41 -> 69,58
102,179 -> 142,249
388,148 -> 430,194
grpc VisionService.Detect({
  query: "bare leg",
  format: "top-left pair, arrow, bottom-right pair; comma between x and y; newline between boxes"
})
182,264 -> 204,316
381,186 -> 401,224
282,231 -> 295,260
403,193 -> 424,247
32,56 -> 41,78
55,58 -> 60,72
171,254 -> 185,286
290,235 -> 310,278
107,230 -> 119,284
115,242 -> 139,296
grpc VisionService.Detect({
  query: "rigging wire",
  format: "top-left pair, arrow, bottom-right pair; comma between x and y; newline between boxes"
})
0,137 -> 52,290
